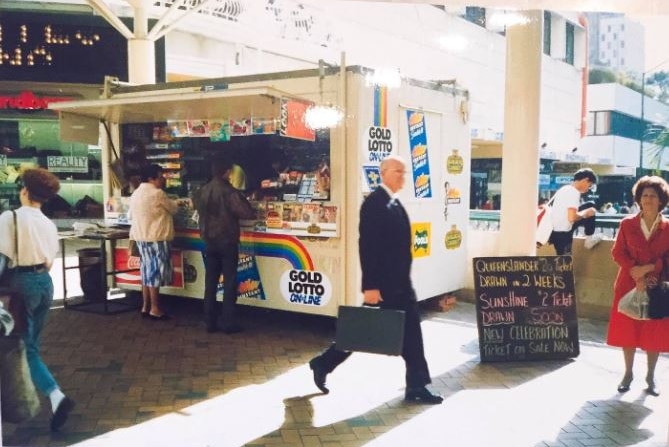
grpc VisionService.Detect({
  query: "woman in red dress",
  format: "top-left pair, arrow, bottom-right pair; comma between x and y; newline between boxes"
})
608,176 -> 669,396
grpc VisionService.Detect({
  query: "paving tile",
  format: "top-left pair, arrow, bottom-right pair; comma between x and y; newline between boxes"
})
3,295 -> 669,447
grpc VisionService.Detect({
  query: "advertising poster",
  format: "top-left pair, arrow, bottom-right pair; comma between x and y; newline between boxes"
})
406,110 -> 432,198
114,248 -> 184,288
279,98 -> 315,141
218,254 -> 265,300
363,165 -> 382,191
411,222 -> 431,258
209,120 -> 231,142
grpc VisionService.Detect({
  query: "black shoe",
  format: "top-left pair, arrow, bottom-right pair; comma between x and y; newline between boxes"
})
645,380 -> 660,396
149,314 -> 172,321
141,311 -> 150,319
309,359 -> 329,394
404,387 -> 443,404
220,324 -> 244,334
617,374 -> 633,393
51,397 -> 75,432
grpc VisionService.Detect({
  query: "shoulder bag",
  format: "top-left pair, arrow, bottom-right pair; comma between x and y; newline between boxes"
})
536,196 -> 556,247
0,210 -> 41,423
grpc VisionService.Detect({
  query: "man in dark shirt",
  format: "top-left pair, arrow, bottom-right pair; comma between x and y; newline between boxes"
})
193,157 -> 255,333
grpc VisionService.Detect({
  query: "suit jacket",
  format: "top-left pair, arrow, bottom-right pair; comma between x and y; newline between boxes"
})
359,187 -> 415,309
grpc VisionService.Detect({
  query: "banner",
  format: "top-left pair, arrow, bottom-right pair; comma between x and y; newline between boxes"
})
406,110 -> 432,198
217,253 -> 265,300
114,248 -> 184,288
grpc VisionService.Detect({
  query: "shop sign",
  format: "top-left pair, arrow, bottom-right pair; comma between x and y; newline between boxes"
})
279,98 -> 315,141
406,110 -> 432,198
363,165 -> 382,191
367,126 -> 393,162
0,155 -> 6,167
47,156 -> 88,173
280,269 -> 332,307
554,175 -> 572,185
0,90 -> 70,110
553,162 -> 581,173
411,223 -> 431,258
445,225 -> 463,250
446,149 -> 464,174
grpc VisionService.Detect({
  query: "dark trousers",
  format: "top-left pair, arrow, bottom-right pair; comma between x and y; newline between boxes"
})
549,201 -> 596,255
203,242 -> 239,328
311,300 -> 431,388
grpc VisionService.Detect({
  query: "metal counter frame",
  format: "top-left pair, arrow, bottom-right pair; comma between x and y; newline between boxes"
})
60,230 -> 140,314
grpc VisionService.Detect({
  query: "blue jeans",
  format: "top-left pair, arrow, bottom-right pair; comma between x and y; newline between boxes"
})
11,270 -> 59,395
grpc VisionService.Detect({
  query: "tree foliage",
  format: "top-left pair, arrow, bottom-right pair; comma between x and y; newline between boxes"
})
588,68 -> 616,84
645,70 -> 669,103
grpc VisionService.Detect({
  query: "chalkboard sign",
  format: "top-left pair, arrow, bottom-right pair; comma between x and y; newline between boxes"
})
473,256 -> 579,362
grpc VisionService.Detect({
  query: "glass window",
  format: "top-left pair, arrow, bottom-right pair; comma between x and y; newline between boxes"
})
586,112 -> 596,136
565,22 -> 574,65
465,7 -> 486,27
595,111 -> 611,136
543,11 -> 551,55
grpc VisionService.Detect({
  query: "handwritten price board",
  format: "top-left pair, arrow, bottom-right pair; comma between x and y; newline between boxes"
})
473,256 -> 579,362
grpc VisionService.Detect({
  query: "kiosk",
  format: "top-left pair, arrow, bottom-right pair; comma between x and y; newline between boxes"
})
50,66 -> 471,317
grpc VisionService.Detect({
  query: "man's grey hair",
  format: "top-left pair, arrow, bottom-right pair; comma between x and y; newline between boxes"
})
380,155 -> 406,172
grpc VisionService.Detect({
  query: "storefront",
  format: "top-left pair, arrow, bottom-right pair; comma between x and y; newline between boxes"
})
0,83 -> 102,215
50,66 -> 471,316
0,9 -> 165,216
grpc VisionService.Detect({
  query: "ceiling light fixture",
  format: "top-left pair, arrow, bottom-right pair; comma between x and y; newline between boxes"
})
438,34 -> 469,52
365,67 -> 402,89
305,59 -> 344,130
488,11 -> 531,28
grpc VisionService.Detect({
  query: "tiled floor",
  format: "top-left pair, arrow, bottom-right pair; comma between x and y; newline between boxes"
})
2,282 -> 669,447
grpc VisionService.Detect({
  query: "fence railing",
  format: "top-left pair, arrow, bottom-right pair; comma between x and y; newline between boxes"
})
469,210 -> 626,238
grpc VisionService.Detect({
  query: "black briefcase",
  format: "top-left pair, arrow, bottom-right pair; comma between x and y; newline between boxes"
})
335,305 -> 405,355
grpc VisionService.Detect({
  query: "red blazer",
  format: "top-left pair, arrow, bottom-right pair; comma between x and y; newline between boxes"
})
611,214 -> 669,302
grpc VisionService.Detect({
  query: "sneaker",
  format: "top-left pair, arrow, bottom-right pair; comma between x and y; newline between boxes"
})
584,233 -> 604,249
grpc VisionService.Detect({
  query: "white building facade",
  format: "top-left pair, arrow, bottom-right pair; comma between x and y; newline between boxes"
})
582,82 -> 669,171
588,13 -> 645,79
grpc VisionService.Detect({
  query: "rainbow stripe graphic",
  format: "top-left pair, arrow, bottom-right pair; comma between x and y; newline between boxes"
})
373,85 -> 387,127
173,230 -> 314,271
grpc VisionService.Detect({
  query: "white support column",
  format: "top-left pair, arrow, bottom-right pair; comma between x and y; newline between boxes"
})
128,38 -> 156,85
127,3 -> 155,85
498,10 -> 543,256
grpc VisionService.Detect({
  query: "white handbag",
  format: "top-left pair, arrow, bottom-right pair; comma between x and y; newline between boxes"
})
536,196 -> 555,246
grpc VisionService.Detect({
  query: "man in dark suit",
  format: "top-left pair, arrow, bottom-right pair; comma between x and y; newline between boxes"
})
308,155 -> 442,404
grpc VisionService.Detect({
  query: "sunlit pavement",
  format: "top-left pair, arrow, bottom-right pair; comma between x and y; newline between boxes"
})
2,259 -> 669,447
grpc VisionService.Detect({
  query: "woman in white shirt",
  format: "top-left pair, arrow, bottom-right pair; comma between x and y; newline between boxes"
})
0,168 -> 75,431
